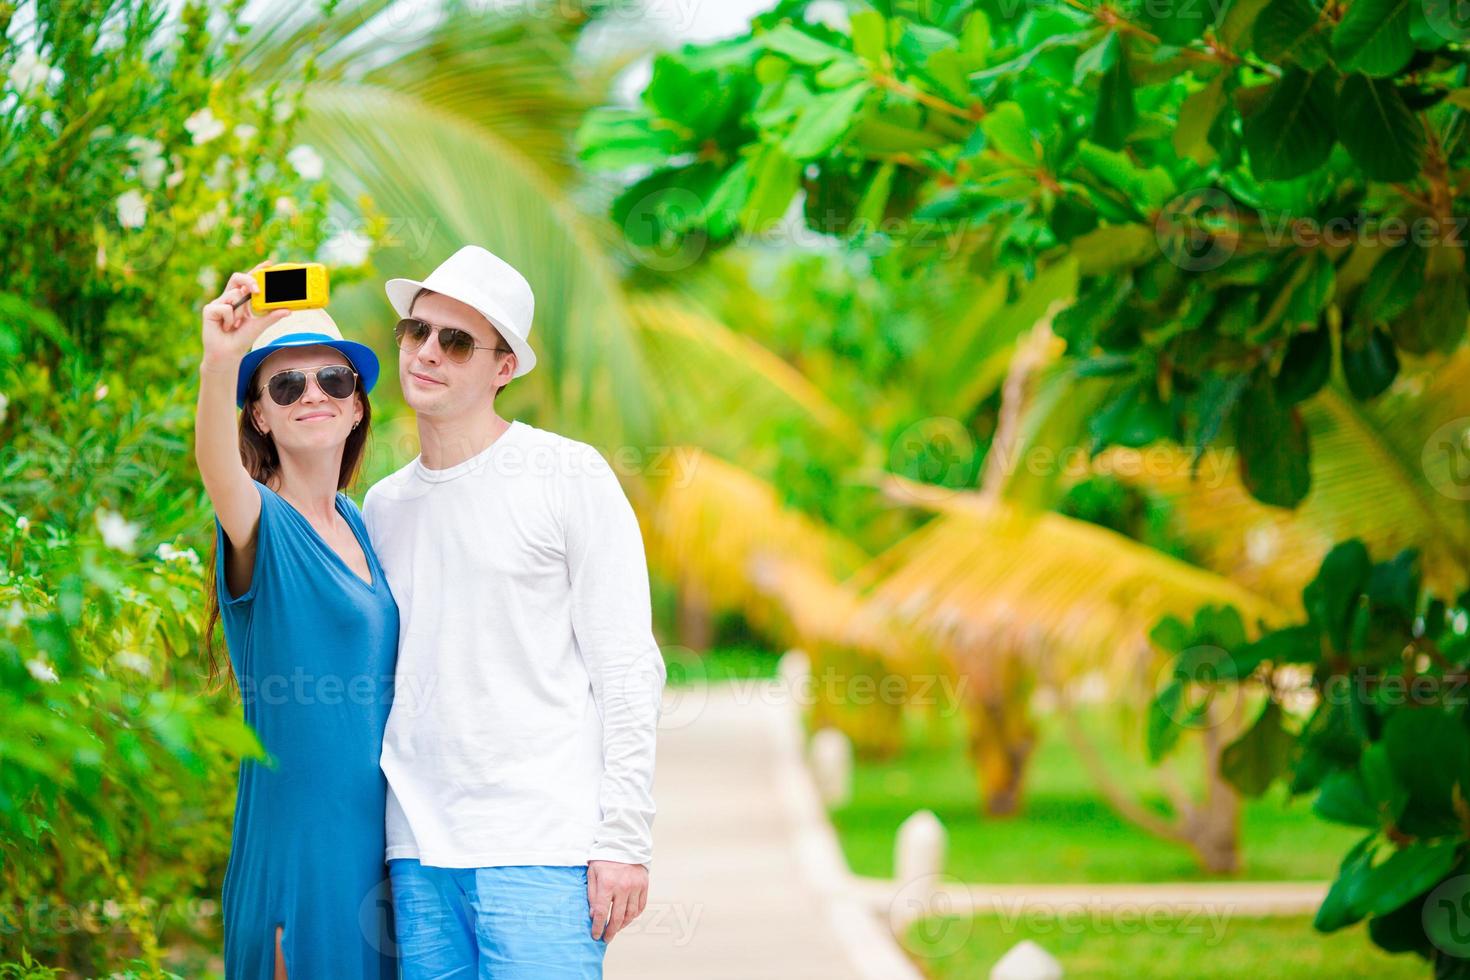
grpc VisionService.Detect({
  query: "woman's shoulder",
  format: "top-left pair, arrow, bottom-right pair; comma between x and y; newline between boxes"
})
336,490 -> 371,530
253,478 -> 279,498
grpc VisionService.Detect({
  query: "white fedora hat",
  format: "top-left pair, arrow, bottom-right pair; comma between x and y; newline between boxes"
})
384,244 -> 537,378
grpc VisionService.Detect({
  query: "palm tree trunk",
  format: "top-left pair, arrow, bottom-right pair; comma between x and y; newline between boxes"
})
1055,687 -> 1242,873
965,685 -> 1037,816
676,581 -> 713,652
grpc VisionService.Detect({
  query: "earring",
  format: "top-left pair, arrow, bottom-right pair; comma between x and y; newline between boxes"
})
352,420 -> 360,430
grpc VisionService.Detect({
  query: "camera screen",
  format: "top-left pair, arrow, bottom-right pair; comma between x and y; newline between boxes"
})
265,267 -> 308,302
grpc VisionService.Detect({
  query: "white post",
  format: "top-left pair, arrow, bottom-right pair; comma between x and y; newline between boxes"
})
778,647 -> 810,690
895,809 -> 946,886
991,940 -> 1063,980
809,727 -> 853,807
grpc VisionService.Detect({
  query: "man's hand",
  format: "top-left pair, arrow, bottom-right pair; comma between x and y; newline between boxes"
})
587,860 -> 648,943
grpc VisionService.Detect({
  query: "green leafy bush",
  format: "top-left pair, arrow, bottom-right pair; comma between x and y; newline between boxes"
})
578,0 -> 1470,507
1150,543 -> 1470,971
0,0 -> 377,972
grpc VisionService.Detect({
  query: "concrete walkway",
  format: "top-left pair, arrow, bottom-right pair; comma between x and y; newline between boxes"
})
602,674 -> 1332,978
605,680 -> 920,980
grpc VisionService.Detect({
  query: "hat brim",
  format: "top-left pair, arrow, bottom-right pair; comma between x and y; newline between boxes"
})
385,277 -> 537,378
236,335 -> 381,408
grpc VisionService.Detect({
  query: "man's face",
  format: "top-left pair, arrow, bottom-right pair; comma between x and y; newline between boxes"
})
399,291 -> 516,419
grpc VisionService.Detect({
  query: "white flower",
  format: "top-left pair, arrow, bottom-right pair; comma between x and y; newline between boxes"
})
273,196 -> 297,218
95,508 -> 140,553
273,96 -> 295,124
198,267 -> 220,294
204,154 -> 232,192
1245,522 -> 1278,565
0,390 -> 8,423
184,107 -> 225,145
194,201 -> 224,234
94,384 -> 108,401
137,155 -> 167,189
112,651 -> 153,676
25,658 -> 58,684
116,189 -> 147,229
165,153 -> 185,189
97,23 -> 126,52
286,144 -> 323,180
8,50 -> 51,94
16,515 -> 29,533
96,241 -> 107,270
320,229 -> 371,267
804,0 -> 851,31
124,136 -> 167,188
156,542 -> 201,566
233,123 -> 258,142
4,601 -> 23,629
126,135 -> 163,161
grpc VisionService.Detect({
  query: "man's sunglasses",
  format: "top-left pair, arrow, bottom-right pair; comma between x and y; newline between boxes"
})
394,317 -> 512,363
260,365 -> 359,406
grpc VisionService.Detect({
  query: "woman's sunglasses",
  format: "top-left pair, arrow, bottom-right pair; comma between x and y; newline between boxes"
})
260,365 -> 359,406
394,317 -> 512,363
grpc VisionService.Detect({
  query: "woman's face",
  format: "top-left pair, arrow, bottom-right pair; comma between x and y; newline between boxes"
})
248,345 -> 363,454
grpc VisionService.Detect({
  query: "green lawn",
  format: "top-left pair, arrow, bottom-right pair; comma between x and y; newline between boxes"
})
663,645 -> 781,685
830,705 -> 1365,883
906,913 -> 1427,979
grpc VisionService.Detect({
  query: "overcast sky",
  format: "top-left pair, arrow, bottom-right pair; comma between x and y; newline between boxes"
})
595,0 -> 778,102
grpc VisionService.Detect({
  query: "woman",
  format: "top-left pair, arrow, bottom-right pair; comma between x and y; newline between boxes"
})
196,259 -> 398,979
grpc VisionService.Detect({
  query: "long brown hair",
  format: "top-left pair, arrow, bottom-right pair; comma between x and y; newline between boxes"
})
201,360 -> 373,697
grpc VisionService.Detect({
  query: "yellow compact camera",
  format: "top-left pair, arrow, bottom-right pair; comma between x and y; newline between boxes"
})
248,262 -> 330,313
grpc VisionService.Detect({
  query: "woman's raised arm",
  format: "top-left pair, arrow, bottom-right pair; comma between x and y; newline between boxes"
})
195,259 -> 292,591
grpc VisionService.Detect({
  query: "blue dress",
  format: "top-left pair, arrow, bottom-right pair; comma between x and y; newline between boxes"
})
213,480 -> 399,979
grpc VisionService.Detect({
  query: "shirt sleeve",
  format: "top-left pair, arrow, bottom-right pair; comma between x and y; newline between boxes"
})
215,480 -> 272,609
562,445 -> 666,868
362,484 -> 378,542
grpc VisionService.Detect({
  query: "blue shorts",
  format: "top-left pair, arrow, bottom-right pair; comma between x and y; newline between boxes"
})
388,859 -> 606,980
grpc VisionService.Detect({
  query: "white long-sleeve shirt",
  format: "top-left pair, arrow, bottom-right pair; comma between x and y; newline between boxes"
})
363,419 -> 665,868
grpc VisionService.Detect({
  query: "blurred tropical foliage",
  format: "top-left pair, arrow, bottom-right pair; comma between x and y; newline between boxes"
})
1,0 -> 354,973
1149,543 -> 1470,972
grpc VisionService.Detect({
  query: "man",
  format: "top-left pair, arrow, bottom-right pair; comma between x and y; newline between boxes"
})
363,244 -> 665,979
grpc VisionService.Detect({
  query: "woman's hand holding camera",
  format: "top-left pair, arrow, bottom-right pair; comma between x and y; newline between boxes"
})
201,258 -> 293,371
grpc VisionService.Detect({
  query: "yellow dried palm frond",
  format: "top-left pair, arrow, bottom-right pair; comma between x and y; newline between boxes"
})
844,476 -> 1290,689
640,448 -> 870,645
1096,350 -> 1470,607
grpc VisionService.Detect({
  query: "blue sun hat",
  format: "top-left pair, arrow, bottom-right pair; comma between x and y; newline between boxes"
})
235,308 -> 380,407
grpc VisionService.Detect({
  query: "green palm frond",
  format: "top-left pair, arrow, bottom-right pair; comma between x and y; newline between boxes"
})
243,2 -> 639,181
628,292 -> 869,465
355,14 -> 601,182
302,82 -> 657,448
911,257 -> 1078,423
